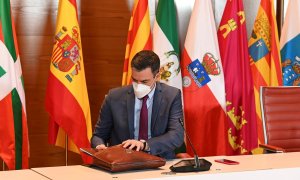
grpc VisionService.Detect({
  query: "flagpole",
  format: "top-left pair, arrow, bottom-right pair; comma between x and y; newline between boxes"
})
2,161 -> 5,171
65,134 -> 68,166
276,0 -> 284,38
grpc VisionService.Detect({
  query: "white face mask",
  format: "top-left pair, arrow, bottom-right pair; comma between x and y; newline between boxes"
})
132,82 -> 153,99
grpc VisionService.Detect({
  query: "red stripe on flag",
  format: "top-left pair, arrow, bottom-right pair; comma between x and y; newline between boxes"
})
0,93 -> 16,170
52,47 -> 60,57
52,55 -> 62,64
52,48 -> 62,63
68,0 -> 79,20
129,0 -> 148,46
0,22 -> 4,42
260,0 -> 283,85
21,109 -> 29,169
143,31 -> 152,50
122,58 -> 129,73
250,59 -> 268,88
11,14 -> 19,56
270,30 -> 283,85
46,72 -> 92,163
181,48 -> 227,156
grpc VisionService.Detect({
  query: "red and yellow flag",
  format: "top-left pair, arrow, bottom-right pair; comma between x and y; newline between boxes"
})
122,0 -> 152,85
45,0 -> 92,163
218,0 -> 258,155
0,0 -> 29,170
248,0 -> 283,149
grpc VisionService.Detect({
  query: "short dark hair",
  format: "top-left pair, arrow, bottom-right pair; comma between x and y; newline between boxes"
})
131,50 -> 160,76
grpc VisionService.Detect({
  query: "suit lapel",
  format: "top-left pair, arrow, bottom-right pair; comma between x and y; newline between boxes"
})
151,82 -> 163,132
127,87 -> 135,139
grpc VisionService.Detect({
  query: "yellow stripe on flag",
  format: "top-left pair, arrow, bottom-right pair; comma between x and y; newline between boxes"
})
122,0 -> 152,85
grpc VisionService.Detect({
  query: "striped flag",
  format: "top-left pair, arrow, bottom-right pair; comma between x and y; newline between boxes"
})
181,0 -> 227,156
0,0 -> 29,170
153,0 -> 182,91
248,0 -> 283,149
281,0 -> 300,86
46,0 -> 92,163
122,0 -> 152,85
218,0 -> 258,155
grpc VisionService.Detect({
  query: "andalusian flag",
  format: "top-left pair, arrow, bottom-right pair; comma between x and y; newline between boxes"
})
153,0 -> 182,91
46,0 -> 92,163
281,0 -> 300,86
248,0 -> 283,148
181,0 -> 227,156
0,0 -> 29,170
122,0 -> 152,85
218,0 -> 258,155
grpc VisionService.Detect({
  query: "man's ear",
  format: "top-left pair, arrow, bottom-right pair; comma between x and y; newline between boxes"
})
154,72 -> 160,80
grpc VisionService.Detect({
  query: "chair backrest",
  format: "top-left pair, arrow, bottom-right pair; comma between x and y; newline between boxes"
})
260,86 -> 300,152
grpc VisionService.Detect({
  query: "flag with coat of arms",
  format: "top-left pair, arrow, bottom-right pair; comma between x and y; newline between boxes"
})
45,0 -> 92,163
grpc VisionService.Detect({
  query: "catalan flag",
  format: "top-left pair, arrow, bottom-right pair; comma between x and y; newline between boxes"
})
182,0 -> 227,156
122,0 -> 152,85
46,0 -> 92,163
281,0 -> 300,86
0,0 -> 29,170
218,0 -> 258,155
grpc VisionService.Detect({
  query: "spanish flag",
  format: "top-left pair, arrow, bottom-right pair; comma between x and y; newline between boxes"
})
0,0 -> 29,170
122,0 -> 152,85
46,0 -> 92,163
248,0 -> 282,150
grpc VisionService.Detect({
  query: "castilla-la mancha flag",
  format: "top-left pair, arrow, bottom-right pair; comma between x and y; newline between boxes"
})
181,0 -> 227,156
218,0 -> 258,155
0,0 -> 29,170
45,0 -> 92,163
122,0 -> 152,85
248,0 -> 282,152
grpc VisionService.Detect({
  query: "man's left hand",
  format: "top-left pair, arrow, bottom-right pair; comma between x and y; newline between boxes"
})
122,139 -> 144,151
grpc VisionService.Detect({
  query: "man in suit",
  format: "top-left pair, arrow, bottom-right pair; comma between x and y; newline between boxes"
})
91,50 -> 184,159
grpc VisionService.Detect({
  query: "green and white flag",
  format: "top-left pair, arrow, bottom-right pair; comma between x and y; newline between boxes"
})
153,0 -> 182,91
0,0 -> 29,170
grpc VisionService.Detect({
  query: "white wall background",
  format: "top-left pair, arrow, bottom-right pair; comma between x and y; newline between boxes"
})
126,0 -> 288,52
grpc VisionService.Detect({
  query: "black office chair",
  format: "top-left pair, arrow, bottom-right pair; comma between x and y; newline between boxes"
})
259,86 -> 300,153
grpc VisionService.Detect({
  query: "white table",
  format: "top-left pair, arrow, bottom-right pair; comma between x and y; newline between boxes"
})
0,169 -> 49,180
31,152 -> 300,180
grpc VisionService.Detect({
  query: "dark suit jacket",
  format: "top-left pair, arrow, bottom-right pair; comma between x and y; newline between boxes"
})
91,82 -> 184,159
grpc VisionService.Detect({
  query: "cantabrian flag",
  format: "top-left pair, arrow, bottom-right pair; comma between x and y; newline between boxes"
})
218,0 -> 258,155
248,0 -> 283,148
281,0 -> 300,86
181,0 -> 227,156
153,0 -> 182,91
0,0 -> 29,170
122,0 -> 152,85
45,0 -> 92,163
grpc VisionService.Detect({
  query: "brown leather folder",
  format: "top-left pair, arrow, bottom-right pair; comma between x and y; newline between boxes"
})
80,145 -> 166,172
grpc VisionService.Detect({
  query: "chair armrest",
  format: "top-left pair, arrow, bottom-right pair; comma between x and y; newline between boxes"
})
175,153 -> 192,159
259,144 -> 286,153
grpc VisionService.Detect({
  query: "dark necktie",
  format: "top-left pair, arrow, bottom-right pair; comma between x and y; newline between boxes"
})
139,95 -> 149,140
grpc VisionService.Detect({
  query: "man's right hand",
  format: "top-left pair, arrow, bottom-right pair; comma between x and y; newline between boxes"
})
95,144 -> 107,150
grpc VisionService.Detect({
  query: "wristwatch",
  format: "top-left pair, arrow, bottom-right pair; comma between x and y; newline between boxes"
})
140,139 -> 150,151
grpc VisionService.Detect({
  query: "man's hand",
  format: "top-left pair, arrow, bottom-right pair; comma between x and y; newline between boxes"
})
95,144 -> 107,150
122,139 -> 144,151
